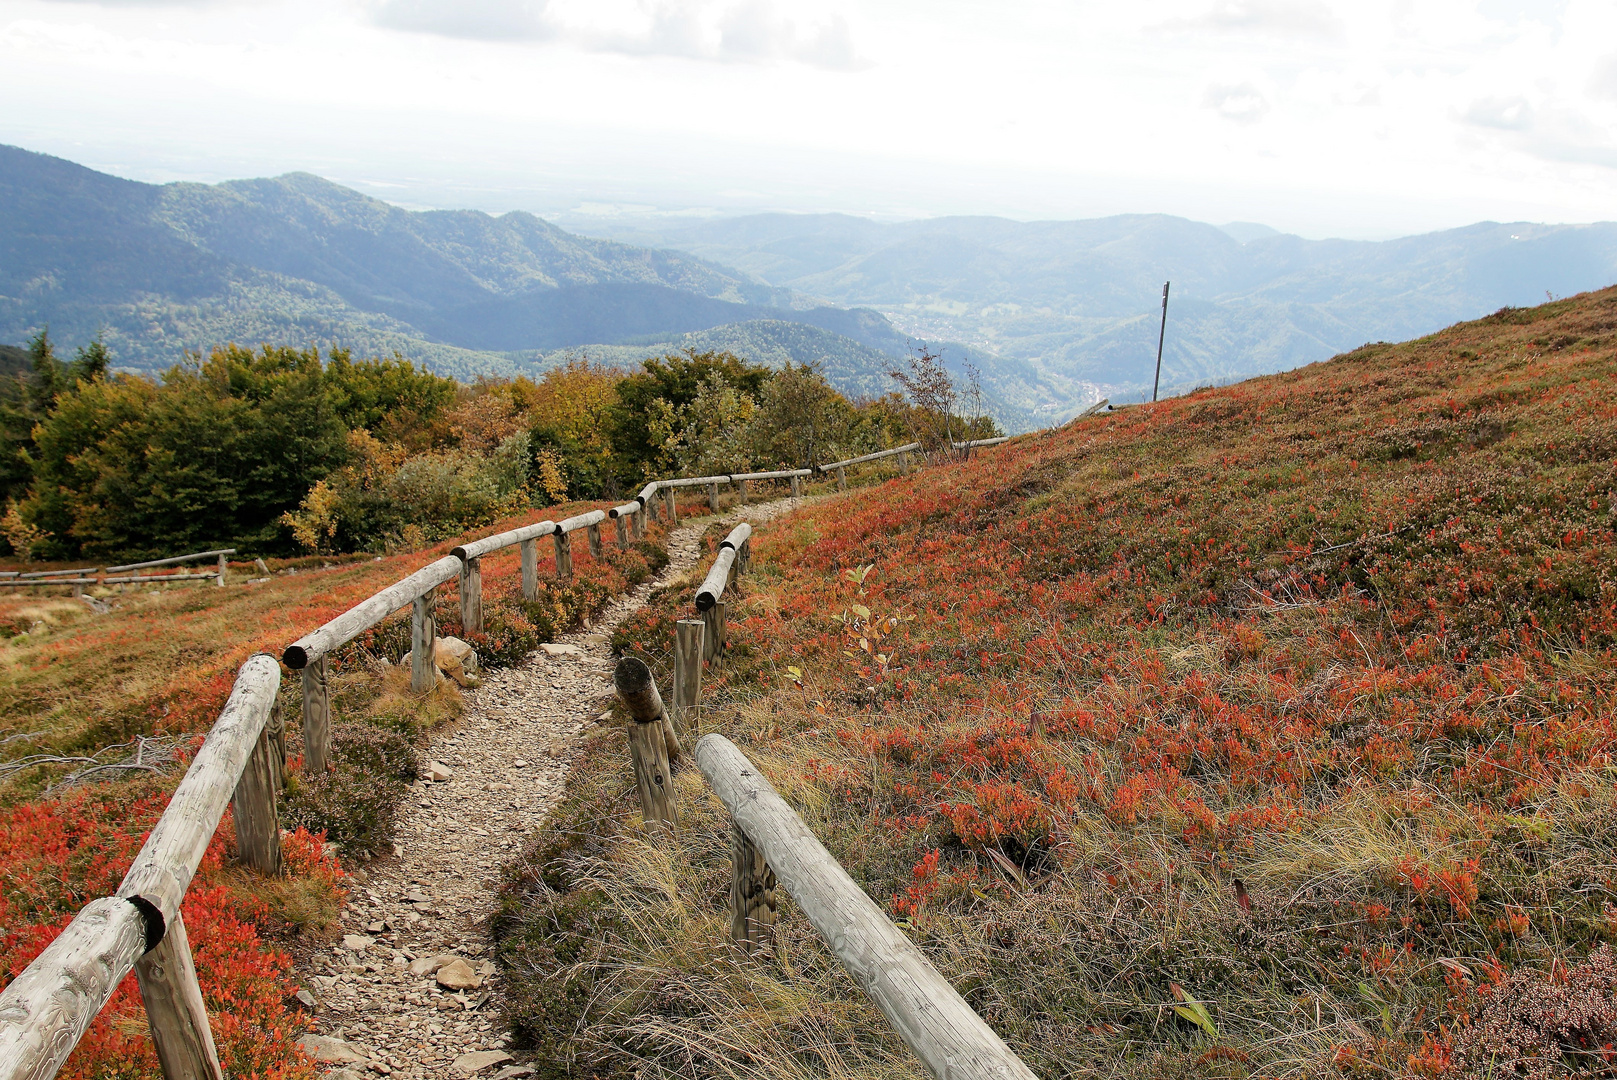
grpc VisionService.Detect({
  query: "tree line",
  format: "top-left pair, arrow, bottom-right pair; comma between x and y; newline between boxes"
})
0,333 -> 997,561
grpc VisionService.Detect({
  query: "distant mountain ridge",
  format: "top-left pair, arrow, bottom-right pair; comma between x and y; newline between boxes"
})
0,145 -> 926,397
564,210 -> 1617,409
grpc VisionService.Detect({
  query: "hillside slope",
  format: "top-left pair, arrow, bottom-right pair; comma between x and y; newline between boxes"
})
498,289 -> 1617,1078
569,210 -> 1617,400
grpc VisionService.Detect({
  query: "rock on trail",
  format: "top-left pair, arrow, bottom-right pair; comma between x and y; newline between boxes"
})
296,499 -> 795,1078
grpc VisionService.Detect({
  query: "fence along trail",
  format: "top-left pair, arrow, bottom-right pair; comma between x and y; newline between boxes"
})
0,430 -> 1042,1080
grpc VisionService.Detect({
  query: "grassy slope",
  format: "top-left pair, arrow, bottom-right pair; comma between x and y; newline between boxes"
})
496,290 -> 1617,1079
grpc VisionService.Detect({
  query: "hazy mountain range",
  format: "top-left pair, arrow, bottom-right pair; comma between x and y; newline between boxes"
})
565,211 -> 1617,413
5,142 -> 1617,432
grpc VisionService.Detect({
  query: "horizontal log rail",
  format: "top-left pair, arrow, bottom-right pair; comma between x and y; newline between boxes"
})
105,549 -> 236,574
819,442 -> 922,471
728,468 -> 813,482
951,435 -> 1014,450
451,519 -> 557,562
0,577 -> 99,587
0,655 -> 282,1080
281,555 -> 461,670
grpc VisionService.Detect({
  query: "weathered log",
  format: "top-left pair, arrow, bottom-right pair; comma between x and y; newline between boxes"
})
118,655 -> 281,928
664,487 -> 678,523
738,538 -> 752,575
0,897 -> 149,1080
411,590 -> 437,693
452,519 -> 558,561
836,466 -> 847,492
557,509 -> 607,534
520,539 -> 539,601
695,548 -> 737,612
900,450 -> 911,476
615,514 -> 629,549
105,549 -> 236,574
736,478 -> 750,504
552,531 -> 573,582
633,506 -> 646,541
136,912 -> 223,1080
729,469 -> 811,483
282,555 -> 460,668
951,435 -> 1013,450
459,556 -> 482,636
706,483 -> 720,514
721,523 -> 751,552
232,716 -> 282,875
820,442 -> 922,471
729,820 -> 778,959
586,522 -> 602,557
614,658 -> 677,829
672,619 -> 705,726
1077,397 -> 1109,418
215,552 -> 227,588
790,475 -> 803,498
695,735 -> 1039,1080
301,657 -> 330,774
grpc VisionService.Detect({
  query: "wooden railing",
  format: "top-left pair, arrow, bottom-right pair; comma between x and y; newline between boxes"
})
0,548 -> 237,593
0,655 -> 283,1080
0,434 -> 1033,1080
612,531 -> 1037,1079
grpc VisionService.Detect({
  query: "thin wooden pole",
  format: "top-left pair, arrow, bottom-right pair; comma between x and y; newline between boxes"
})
706,483 -> 720,514
614,658 -> 677,830
672,619 -> 705,726
458,556 -> 482,636
520,539 -> 538,601
586,522 -> 602,557
552,531 -> 573,582
232,718 -> 282,875
730,820 -> 778,959
615,514 -> 629,549
411,590 -> 437,694
136,911 -> 224,1080
300,658 -> 330,774
1153,280 -> 1170,403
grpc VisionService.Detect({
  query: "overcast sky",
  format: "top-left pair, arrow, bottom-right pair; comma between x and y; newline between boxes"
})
0,0 -> 1611,238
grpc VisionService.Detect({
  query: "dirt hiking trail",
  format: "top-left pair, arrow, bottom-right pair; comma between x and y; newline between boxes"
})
295,498 -> 796,1080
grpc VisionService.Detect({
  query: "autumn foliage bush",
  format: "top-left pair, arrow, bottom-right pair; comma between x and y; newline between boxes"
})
501,289 -> 1617,1079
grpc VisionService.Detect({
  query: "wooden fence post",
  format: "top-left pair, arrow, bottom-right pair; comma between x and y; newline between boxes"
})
633,507 -> 646,541
586,522 -> 602,557
672,619 -> 705,726
738,538 -> 752,575
459,556 -> 482,636
900,451 -> 911,476
615,514 -> 629,549
552,531 -> 573,582
706,483 -> 721,514
790,475 -> 802,498
736,479 -> 749,504
730,821 -> 778,958
837,466 -> 847,492
232,716 -> 282,874
614,658 -> 677,831
646,494 -> 659,522
665,488 -> 678,523
520,539 -> 538,601
411,590 -> 437,693
703,601 -> 727,666
215,553 -> 227,588
300,658 -> 330,774
136,911 -> 224,1080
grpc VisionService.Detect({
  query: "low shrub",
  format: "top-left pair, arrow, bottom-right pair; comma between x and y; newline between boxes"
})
283,721 -> 420,860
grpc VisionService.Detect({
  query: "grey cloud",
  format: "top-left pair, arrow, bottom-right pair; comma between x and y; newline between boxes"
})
1459,97 -> 1617,169
1204,82 -> 1270,124
372,0 -> 554,41
1179,0 -> 1341,38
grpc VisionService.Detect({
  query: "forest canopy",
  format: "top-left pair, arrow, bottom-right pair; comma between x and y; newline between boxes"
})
0,334 -> 997,561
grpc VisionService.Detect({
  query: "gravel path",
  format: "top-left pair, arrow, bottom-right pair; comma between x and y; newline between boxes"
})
296,498 -> 796,1080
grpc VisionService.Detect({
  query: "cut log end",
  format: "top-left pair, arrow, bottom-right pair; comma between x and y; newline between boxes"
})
613,656 -> 664,723
281,645 -> 309,670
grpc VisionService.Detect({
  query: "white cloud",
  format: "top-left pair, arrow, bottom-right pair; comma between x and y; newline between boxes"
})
366,0 -> 864,69
373,0 -> 553,41
1463,96 -> 1534,131
1176,0 -> 1341,39
1589,55 -> 1617,100
1204,82 -> 1270,124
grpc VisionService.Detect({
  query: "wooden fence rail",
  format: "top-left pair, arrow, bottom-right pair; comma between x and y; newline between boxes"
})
0,654 -> 282,1080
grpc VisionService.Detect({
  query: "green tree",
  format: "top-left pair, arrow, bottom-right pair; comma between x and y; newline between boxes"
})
323,350 -> 458,448
610,350 -> 772,481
